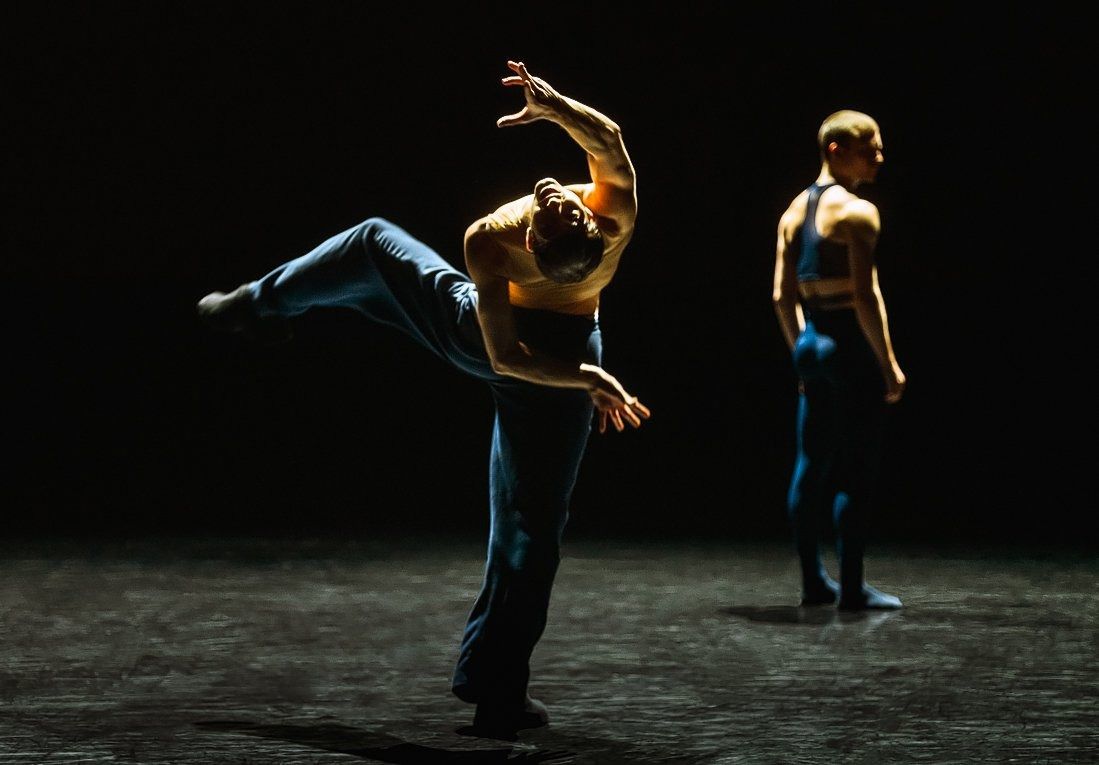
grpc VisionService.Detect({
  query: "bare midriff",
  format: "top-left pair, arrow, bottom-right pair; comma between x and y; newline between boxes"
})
508,283 -> 600,316
799,277 -> 854,310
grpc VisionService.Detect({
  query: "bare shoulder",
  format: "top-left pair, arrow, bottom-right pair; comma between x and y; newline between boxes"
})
778,190 -> 811,239
463,216 -> 509,277
467,199 -> 528,243
839,197 -> 881,235
569,181 -> 636,237
463,215 -> 497,243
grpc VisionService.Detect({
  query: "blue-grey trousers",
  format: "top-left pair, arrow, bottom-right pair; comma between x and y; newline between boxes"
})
788,309 -> 887,599
249,217 -> 601,705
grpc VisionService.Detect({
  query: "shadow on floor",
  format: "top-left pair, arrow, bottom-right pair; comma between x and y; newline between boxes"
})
721,601 -> 1079,629
194,719 -> 709,764
720,605 -> 900,626
196,720 -> 577,763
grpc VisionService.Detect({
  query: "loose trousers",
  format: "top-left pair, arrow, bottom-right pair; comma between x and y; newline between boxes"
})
250,217 -> 601,704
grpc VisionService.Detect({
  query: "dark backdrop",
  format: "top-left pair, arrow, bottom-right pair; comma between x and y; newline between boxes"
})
4,3 -> 1085,544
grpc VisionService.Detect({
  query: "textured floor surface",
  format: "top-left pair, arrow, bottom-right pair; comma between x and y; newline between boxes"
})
0,536 -> 1095,764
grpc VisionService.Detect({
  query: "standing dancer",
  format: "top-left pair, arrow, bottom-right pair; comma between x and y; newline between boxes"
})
772,110 -> 905,611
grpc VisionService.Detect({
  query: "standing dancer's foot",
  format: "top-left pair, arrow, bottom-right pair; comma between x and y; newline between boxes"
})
838,583 -> 902,611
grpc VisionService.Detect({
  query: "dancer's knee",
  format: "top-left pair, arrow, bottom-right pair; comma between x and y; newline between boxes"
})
491,532 -> 560,584
355,216 -> 394,240
833,491 -> 868,533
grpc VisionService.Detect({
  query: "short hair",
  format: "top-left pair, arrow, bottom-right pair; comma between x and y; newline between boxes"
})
818,110 -> 879,160
531,223 -> 604,284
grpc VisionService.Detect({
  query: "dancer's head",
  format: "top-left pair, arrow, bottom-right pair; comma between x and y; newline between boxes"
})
526,177 -> 604,284
818,110 -> 884,187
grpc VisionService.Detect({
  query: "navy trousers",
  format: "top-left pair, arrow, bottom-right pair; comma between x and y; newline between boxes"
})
787,309 -> 887,599
250,217 -> 601,705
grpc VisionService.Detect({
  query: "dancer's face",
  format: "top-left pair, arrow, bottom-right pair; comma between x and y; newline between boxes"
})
528,177 -> 596,248
844,131 -> 884,185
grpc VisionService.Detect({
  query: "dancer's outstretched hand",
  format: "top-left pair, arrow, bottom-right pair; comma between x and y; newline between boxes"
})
497,60 -> 561,128
581,363 -> 651,434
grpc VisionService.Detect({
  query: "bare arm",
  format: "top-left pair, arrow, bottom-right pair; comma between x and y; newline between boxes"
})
464,221 -> 650,432
484,60 -> 648,431
497,60 -> 636,227
773,208 -> 806,351
844,200 -> 906,403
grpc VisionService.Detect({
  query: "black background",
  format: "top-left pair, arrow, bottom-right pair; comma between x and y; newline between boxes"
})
4,3 -> 1085,544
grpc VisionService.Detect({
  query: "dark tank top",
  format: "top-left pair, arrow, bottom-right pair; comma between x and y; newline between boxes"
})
795,182 -> 850,281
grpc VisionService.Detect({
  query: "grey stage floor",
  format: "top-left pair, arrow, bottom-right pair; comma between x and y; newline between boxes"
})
0,536 -> 1095,764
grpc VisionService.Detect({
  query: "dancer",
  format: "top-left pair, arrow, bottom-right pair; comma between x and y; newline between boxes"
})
197,60 -> 650,734
772,110 -> 905,611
